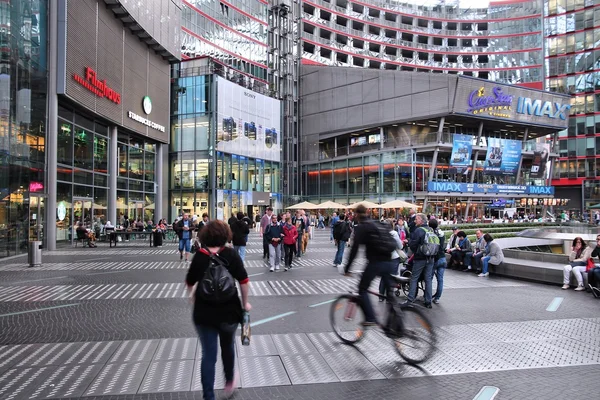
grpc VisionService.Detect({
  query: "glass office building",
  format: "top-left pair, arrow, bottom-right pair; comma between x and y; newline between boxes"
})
0,0 -> 48,257
170,58 -> 282,221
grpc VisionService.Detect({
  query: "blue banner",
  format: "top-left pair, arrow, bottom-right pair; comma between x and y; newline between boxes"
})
450,134 -> 473,173
484,138 -> 522,175
427,181 -> 554,196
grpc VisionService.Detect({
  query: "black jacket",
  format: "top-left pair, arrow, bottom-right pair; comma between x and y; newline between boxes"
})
175,219 -> 193,240
231,219 -> 250,246
408,215 -> 416,234
265,223 -> 283,244
333,220 -> 351,241
228,216 -> 237,226
345,219 -> 392,273
408,224 -> 428,260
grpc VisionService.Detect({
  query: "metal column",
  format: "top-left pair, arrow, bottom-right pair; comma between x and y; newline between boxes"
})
108,126 -> 118,225
155,143 -> 164,221
46,0 -> 58,250
469,122 -> 484,184
515,128 -> 528,185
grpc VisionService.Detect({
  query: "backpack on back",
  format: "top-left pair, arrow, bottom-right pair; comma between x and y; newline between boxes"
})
418,226 -> 441,257
198,248 -> 237,303
369,221 -> 397,255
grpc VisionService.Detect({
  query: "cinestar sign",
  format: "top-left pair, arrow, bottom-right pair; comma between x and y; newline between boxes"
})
73,67 -> 121,104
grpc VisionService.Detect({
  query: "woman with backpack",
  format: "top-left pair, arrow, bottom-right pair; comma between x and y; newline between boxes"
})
185,220 -> 251,400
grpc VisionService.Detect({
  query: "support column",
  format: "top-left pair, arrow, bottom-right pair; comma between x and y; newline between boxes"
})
108,126 -> 118,225
155,143 -> 164,221
515,128 -> 528,185
424,117 -> 445,213
469,122 -> 484,184
46,0 -> 58,250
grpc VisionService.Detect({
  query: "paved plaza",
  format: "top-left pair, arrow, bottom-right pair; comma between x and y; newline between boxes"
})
0,230 -> 599,399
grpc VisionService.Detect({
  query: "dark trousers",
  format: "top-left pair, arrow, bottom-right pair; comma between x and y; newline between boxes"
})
296,231 -> 304,256
407,258 -> 434,304
284,243 -> 295,267
263,235 -> 269,259
379,258 -> 401,296
195,322 -> 237,400
472,252 -> 484,271
359,259 -> 397,323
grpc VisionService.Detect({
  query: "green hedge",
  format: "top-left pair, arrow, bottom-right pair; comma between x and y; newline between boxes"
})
439,222 -> 559,230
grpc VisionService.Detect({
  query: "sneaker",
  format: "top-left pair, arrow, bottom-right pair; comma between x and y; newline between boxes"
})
180,253 -> 183,261
269,267 -> 274,272
284,266 -> 289,271
591,286 -> 600,298
477,272 -> 489,277
461,268 -> 470,272
574,285 -> 585,291
423,303 -> 432,309
333,264 -> 338,268
561,284 -> 570,290
432,298 -> 440,304
275,266 -> 280,271
224,371 -> 238,398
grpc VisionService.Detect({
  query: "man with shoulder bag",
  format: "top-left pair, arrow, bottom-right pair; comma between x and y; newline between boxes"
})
332,214 -> 351,268
403,213 -> 439,309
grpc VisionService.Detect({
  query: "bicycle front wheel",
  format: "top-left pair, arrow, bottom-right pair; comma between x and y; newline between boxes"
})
329,294 -> 366,344
393,305 -> 436,365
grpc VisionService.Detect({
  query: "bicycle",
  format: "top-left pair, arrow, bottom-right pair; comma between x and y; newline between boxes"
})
330,273 -> 437,365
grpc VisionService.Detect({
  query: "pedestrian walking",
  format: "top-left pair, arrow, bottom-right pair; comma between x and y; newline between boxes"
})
293,211 -> 306,258
282,217 -> 298,271
185,220 -> 251,400
260,207 -> 273,261
332,214 -> 351,268
175,213 -> 193,262
230,212 -> 250,261
330,212 -> 339,243
265,214 -> 283,272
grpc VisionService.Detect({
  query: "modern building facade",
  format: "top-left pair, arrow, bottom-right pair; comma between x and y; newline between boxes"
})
544,0 -> 600,211
0,0 -> 48,257
170,57 -> 282,221
300,66 -> 569,219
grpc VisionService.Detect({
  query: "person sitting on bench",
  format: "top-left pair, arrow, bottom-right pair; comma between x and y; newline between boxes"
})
478,234 -> 503,277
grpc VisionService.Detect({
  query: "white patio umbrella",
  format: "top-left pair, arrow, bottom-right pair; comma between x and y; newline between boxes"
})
315,201 -> 347,209
348,200 -> 380,209
380,199 -> 418,209
287,201 -> 318,210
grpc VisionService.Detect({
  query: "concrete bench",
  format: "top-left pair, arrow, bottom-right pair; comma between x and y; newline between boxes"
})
498,256 -> 588,286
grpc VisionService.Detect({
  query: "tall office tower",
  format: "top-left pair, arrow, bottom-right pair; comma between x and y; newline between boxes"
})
300,0 -> 543,86
544,0 -> 600,211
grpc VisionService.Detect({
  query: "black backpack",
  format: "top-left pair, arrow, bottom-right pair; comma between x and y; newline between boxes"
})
197,248 -> 237,303
369,221 -> 397,255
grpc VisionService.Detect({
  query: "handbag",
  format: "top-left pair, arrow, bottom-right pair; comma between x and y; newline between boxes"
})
586,258 -> 596,272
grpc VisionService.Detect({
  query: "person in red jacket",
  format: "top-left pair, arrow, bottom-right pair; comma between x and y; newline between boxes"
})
282,217 -> 298,271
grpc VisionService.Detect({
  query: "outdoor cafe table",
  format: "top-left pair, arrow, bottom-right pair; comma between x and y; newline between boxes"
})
108,230 -> 161,248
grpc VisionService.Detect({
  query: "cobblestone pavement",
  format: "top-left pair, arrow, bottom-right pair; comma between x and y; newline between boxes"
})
1,230 -> 599,399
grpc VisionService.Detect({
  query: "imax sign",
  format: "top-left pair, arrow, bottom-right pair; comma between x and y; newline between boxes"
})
515,97 -> 571,120
528,186 -> 554,195
427,182 -> 555,196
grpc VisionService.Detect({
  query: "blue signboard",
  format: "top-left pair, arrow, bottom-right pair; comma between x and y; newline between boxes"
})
483,138 -> 522,176
427,181 -> 554,196
450,134 -> 473,173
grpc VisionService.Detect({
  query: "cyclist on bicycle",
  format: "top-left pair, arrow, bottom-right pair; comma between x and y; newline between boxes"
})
343,204 -> 397,326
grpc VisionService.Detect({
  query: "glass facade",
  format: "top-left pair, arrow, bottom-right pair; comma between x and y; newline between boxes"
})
56,106 -> 157,243
301,0 -> 543,84
545,0 -> 600,209
170,61 -> 282,221
0,0 -> 48,257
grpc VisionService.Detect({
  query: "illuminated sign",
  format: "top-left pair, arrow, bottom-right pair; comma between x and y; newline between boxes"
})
128,111 -> 165,132
515,98 -> 570,120
73,67 -> 121,104
29,181 -> 44,192
428,181 -> 554,195
142,96 -> 152,114
467,86 -> 514,118
57,202 -> 67,221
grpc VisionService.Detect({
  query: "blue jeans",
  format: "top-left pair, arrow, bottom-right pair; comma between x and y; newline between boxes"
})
433,258 -> 446,300
379,258 -> 401,296
297,232 -> 304,256
234,245 -> 246,262
481,256 -> 491,274
359,259 -> 397,323
179,238 -> 191,253
195,323 -> 237,400
334,240 -> 346,265
407,258 -> 434,304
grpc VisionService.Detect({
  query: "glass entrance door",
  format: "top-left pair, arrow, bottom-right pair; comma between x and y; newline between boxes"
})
129,202 -> 144,225
72,198 -> 93,244
28,195 -> 45,243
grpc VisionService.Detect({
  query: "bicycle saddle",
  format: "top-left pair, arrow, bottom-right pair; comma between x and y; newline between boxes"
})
390,274 -> 411,284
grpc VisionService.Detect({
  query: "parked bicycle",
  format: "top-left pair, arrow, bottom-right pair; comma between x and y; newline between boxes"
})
330,273 -> 437,365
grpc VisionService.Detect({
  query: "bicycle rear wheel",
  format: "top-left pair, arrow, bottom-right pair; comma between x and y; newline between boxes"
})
392,305 -> 436,364
329,294 -> 366,344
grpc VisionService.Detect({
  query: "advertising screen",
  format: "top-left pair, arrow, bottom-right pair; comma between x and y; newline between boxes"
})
216,77 -> 281,162
350,137 -> 359,147
368,134 -> 381,144
531,143 -> 550,179
484,138 -> 522,176
450,134 -> 473,173
358,136 -> 367,146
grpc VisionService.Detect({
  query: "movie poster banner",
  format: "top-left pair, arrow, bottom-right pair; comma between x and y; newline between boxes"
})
531,143 -> 550,179
484,138 -> 522,175
450,134 -> 473,173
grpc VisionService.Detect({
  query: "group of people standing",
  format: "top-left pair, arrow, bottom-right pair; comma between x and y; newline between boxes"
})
260,207 -> 311,272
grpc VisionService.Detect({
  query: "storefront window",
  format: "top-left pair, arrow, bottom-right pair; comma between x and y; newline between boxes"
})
58,121 -> 73,166
232,155 -> 240,190
320,162 -> 332,196
144,150 -> 155,182
257,159 -> 265,192
73,127 -> 93,170
56,183 -> 72,243
94,188 -> 107,224
348,158 -> 362,195
195,159 -> 209,191
272,163 -> 280,193
118,143 -> 128,176
382,153 -> 396,194
94,135 -> 108,174
264,161 -> 272,192
129,145 -> 144,180
334,160 -> 347,196
365,155 -> 380,194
